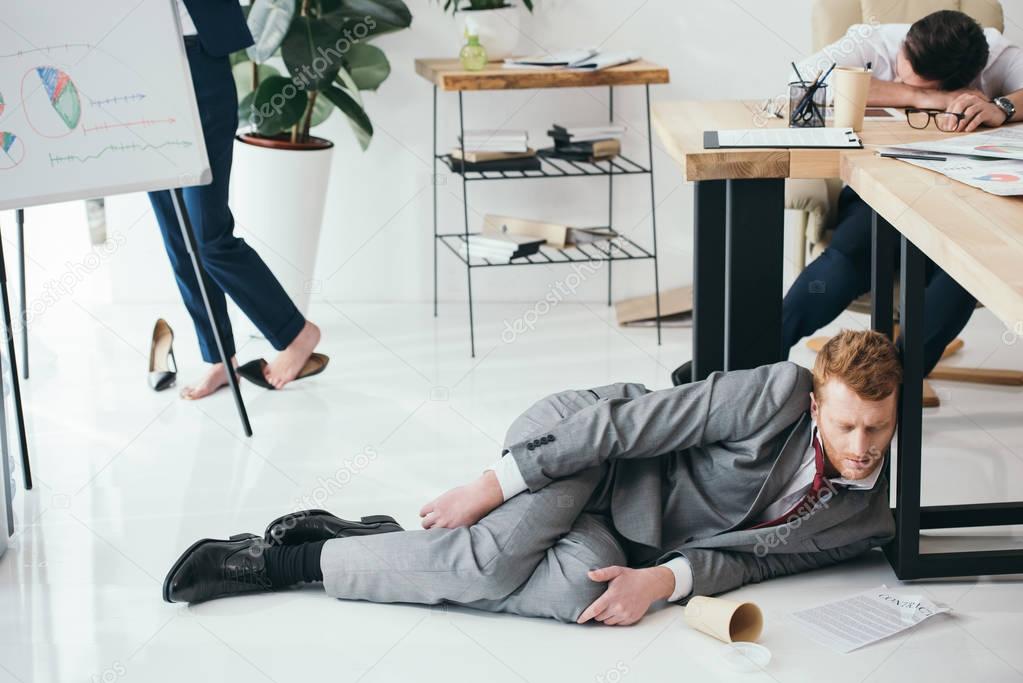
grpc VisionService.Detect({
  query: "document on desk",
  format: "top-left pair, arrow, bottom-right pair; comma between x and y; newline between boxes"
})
888,126 -> 1023,161
704,127 -> 862,149
881,147 -> 1023,196
789,585 -> 950,653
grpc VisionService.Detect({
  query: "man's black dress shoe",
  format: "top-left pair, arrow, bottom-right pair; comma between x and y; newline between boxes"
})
163,533 -> 273,603
670,360 -> 693,386
264,509 -> 403,546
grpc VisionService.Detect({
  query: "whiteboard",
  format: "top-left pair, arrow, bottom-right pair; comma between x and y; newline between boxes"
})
0,0 -> 211,211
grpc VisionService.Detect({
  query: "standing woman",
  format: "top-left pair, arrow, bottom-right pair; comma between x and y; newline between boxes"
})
149,0 -> 325,399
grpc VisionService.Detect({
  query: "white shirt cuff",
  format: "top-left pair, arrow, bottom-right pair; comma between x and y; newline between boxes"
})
664,556 -> 694,602
485,454 -> 528,501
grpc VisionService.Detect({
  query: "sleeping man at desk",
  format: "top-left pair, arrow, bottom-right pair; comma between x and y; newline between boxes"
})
782,9 -> 1023,378
163,330 -> 899,626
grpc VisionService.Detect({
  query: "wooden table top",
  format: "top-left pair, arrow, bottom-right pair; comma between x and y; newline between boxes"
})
414,58 -> 669,91
842,151 -> 1023,331
652,100 -> 961,181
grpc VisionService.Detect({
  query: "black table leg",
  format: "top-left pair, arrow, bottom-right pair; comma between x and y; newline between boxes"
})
724,178 -> 784,371
692,180 -> 725,381
170,189 -> 252,437
887,233 -> 926,577
870,211 -> 895,340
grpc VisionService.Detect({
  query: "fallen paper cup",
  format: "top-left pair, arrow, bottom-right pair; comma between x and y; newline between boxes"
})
684,596 -> 764,643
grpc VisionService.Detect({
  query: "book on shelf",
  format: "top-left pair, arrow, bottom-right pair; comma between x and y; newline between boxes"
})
448,155 -> 542,173
482,214 -> 619,249
458,129 -> 529,153
537,146 -> 616,164
550,122 -> 626,142
459,233 -> 545,261
545,137 -> 621,159
503,49 -> 598,68
450,147 -> 536,163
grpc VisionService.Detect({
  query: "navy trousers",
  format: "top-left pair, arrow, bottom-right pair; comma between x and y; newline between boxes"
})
782,186 -> 977,376
149,37 -> 304,363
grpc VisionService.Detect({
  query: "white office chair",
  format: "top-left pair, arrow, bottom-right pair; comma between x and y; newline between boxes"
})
786,0 -> 1022,407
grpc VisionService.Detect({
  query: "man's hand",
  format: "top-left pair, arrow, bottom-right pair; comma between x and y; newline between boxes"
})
419,470 -> 504,529
577,565 -> 675,626
948,91 -> 1008,132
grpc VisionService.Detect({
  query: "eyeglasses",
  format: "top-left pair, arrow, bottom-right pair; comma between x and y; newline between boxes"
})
905,107 -> 966,132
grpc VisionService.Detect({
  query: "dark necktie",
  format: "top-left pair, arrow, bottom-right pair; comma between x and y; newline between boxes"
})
749,431 -> 828,529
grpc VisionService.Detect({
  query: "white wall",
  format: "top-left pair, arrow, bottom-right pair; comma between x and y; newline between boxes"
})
5,0 -> 1023,310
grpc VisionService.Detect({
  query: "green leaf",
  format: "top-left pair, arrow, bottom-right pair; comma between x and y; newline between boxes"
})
321,0 -> 412,36
238,91 -> 256,127
246,0 -> 296,63
232,63 -> 281,102
251,74 -> 307,136
281,16 -> 343,90
322,83 -> 373,149
344,43 -> 390,91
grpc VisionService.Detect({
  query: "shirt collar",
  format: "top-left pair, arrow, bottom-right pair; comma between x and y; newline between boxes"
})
811,420 -> 883,491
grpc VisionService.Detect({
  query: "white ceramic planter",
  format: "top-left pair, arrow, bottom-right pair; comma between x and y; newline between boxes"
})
455,6 -> 521,60
228,135 -> 334,336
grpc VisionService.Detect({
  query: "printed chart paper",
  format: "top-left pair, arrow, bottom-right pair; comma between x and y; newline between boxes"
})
881,147 -> 1023,196
789,585 -> 950,653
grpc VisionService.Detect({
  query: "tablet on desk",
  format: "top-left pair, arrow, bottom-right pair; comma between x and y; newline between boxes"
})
703,127 -> 863,149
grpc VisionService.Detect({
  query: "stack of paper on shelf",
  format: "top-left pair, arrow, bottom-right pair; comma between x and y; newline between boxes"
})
504,50 -> 640,71
458,233 -> 546,262
451,130 -> 538,173
542,122 -> 626,162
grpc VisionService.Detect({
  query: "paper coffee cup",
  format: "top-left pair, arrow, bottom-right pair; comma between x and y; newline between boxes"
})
832,66 -> 872,131
684,596 -> 764,643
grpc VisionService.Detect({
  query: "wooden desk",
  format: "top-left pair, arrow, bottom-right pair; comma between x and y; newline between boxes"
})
842,152 -> 1023,580
651,100 -> 958,378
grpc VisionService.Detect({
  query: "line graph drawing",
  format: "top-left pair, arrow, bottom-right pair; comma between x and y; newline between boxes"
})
89,93 -> 146,107
0,132 -> 25,170
48,139 -> 192,165
22,66 -> 82,137
82,117 -> 176,134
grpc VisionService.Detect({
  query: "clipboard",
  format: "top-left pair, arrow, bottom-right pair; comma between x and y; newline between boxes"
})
704,128 -> 862,149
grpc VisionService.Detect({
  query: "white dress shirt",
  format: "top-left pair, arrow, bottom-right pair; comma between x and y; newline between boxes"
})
796,24 -> 1023,100
486,420 -> 883,602
176,0 -> 198,36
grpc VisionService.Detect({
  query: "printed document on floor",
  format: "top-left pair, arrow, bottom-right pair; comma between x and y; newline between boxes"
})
788,585 -> 950,653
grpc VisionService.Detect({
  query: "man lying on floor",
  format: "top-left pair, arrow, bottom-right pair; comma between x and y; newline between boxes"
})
164,329 -> 899,625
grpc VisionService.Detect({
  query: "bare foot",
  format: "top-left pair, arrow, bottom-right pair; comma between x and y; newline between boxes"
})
419,471 -> 504,529
263,321 -> 321,389
180,357 -> 238,400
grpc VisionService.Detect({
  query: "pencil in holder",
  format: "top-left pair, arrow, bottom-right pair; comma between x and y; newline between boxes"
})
788,82 -> 828,128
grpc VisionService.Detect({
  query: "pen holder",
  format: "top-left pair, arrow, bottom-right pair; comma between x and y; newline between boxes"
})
788,82 -> 828,128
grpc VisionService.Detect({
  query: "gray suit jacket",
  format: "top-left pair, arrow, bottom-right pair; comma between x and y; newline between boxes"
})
506,362 -> 896,600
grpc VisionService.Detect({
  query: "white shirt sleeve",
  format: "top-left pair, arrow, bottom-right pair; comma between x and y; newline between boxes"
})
663,556 -> 694,602
993,45 -> 1023,96
485,453 -> 529,501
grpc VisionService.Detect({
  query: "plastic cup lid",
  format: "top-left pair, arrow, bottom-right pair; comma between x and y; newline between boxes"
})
720,642 -> 772,673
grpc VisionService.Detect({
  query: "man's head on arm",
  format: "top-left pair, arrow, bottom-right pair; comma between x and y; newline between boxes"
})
895,10 -> 990,91
809,330 -> 902,481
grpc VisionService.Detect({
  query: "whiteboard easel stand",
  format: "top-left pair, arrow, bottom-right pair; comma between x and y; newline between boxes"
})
0,228 -> 32,535
169,188 -> 252,437
16,210 -> 27,381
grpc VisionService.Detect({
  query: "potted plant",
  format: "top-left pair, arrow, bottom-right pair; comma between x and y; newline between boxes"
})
439,1 -> 534,60
228,0 -> 412,317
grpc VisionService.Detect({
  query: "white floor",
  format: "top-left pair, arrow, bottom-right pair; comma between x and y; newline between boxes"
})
2,299 -> 1022,682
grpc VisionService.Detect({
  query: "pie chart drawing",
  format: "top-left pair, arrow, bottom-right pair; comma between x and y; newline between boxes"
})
975,144 -> 1023,155
22,66 -> 81,138
975,172 -> 1020,182
0,132 -> 25,170
0,91 -> 5,117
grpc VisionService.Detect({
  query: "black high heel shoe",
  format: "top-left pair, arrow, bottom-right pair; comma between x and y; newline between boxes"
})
148,318 -> 177,391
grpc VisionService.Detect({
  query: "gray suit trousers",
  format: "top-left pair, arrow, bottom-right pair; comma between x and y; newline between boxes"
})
321,391 -> 626,622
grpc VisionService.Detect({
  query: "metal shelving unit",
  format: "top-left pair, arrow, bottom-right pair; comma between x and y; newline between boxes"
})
419,58 -> 669,357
